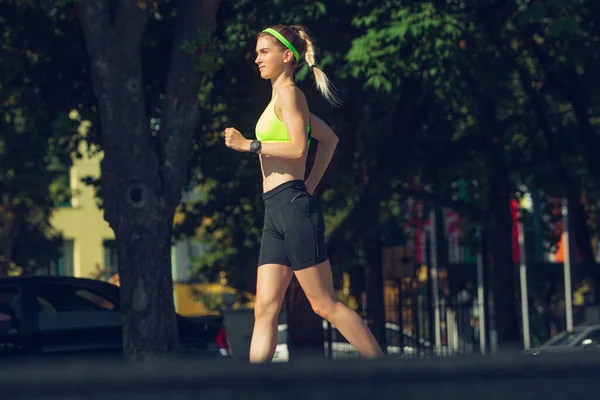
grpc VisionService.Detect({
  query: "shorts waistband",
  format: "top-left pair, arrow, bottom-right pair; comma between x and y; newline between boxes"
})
262,180 -> 306,201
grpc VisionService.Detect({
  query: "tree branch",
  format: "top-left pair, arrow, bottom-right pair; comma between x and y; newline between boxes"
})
160,0 -> 221,208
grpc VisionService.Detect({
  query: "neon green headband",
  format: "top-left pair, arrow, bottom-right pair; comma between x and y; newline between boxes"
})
262,28 -> 300,62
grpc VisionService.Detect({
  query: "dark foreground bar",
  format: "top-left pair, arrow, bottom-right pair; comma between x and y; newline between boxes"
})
1,351 -> 598,399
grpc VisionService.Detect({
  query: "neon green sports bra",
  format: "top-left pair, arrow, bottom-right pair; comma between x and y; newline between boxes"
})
255,96 -> 312,145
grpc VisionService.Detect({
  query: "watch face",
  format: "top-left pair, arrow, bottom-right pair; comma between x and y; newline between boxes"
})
251,140 -> 260,152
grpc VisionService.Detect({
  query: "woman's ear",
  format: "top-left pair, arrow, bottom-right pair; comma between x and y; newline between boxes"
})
283,49 -> 295,64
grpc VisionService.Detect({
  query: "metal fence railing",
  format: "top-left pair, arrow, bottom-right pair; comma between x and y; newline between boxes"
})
322,299 -> 481,360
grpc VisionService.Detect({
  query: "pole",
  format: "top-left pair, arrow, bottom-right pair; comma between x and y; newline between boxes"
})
562,197 -> 574,331
476,227 -> 487,355
517,211 -> 531,350
429,210 -> 442,354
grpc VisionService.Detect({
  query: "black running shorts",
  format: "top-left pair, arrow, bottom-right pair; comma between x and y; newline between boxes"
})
258,180 -> 328,270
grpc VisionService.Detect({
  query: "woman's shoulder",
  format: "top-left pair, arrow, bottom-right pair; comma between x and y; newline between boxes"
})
277,84 -> 308,106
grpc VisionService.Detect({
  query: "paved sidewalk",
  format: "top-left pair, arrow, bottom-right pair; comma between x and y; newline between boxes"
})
1,351 -> 599,399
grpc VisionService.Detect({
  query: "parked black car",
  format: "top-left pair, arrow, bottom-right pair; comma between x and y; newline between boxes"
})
0,276 -> 231,360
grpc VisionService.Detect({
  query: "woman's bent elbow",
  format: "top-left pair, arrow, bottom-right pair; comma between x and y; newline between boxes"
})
291,148 -> 307,159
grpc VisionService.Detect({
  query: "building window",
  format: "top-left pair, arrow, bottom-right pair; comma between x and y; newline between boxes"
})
103,239 -> 118,278
55,239 -> 74,276
49,160 -> 73,208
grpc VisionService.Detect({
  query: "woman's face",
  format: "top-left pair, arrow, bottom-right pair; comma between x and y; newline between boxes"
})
255,35 -> 290,80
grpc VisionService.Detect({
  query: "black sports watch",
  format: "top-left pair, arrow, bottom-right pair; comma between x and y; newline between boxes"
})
249,140 -> 261,154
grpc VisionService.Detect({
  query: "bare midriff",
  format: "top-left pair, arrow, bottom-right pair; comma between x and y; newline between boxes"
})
260,152 -> 307,192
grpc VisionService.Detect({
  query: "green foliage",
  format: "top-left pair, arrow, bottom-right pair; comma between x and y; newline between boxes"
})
179,0 -> 600,292
0,0 -> 93,274
182,29 -> 225,75
517,0 -> 580,37
346,2 -> 464,92
335,0 -> 600,274
4,0 -> 599,294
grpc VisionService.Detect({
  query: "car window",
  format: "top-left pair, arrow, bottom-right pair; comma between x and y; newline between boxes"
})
36,284 -> 117,311
75,289 -> 117,311
0,285 -> 21,334
34,283 -> 121,331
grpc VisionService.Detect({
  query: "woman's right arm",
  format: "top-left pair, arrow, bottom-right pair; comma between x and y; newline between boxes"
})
304,113 -> 339,195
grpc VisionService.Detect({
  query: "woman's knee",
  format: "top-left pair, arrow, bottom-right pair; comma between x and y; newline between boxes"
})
254,299 -> 282,321
309,297 -> 339,320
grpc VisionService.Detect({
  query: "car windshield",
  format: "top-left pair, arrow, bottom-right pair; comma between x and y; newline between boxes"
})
544,328 -> 585,346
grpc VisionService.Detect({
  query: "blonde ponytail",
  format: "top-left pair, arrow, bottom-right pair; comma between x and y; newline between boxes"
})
295,27 -> 342,107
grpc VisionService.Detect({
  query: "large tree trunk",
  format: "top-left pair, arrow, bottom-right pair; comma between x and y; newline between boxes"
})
79,0 -> 221,360
466,59 -> 521,347
481,103 -> 521,349
463,32 -> 521,348
485,182 -> 520,349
